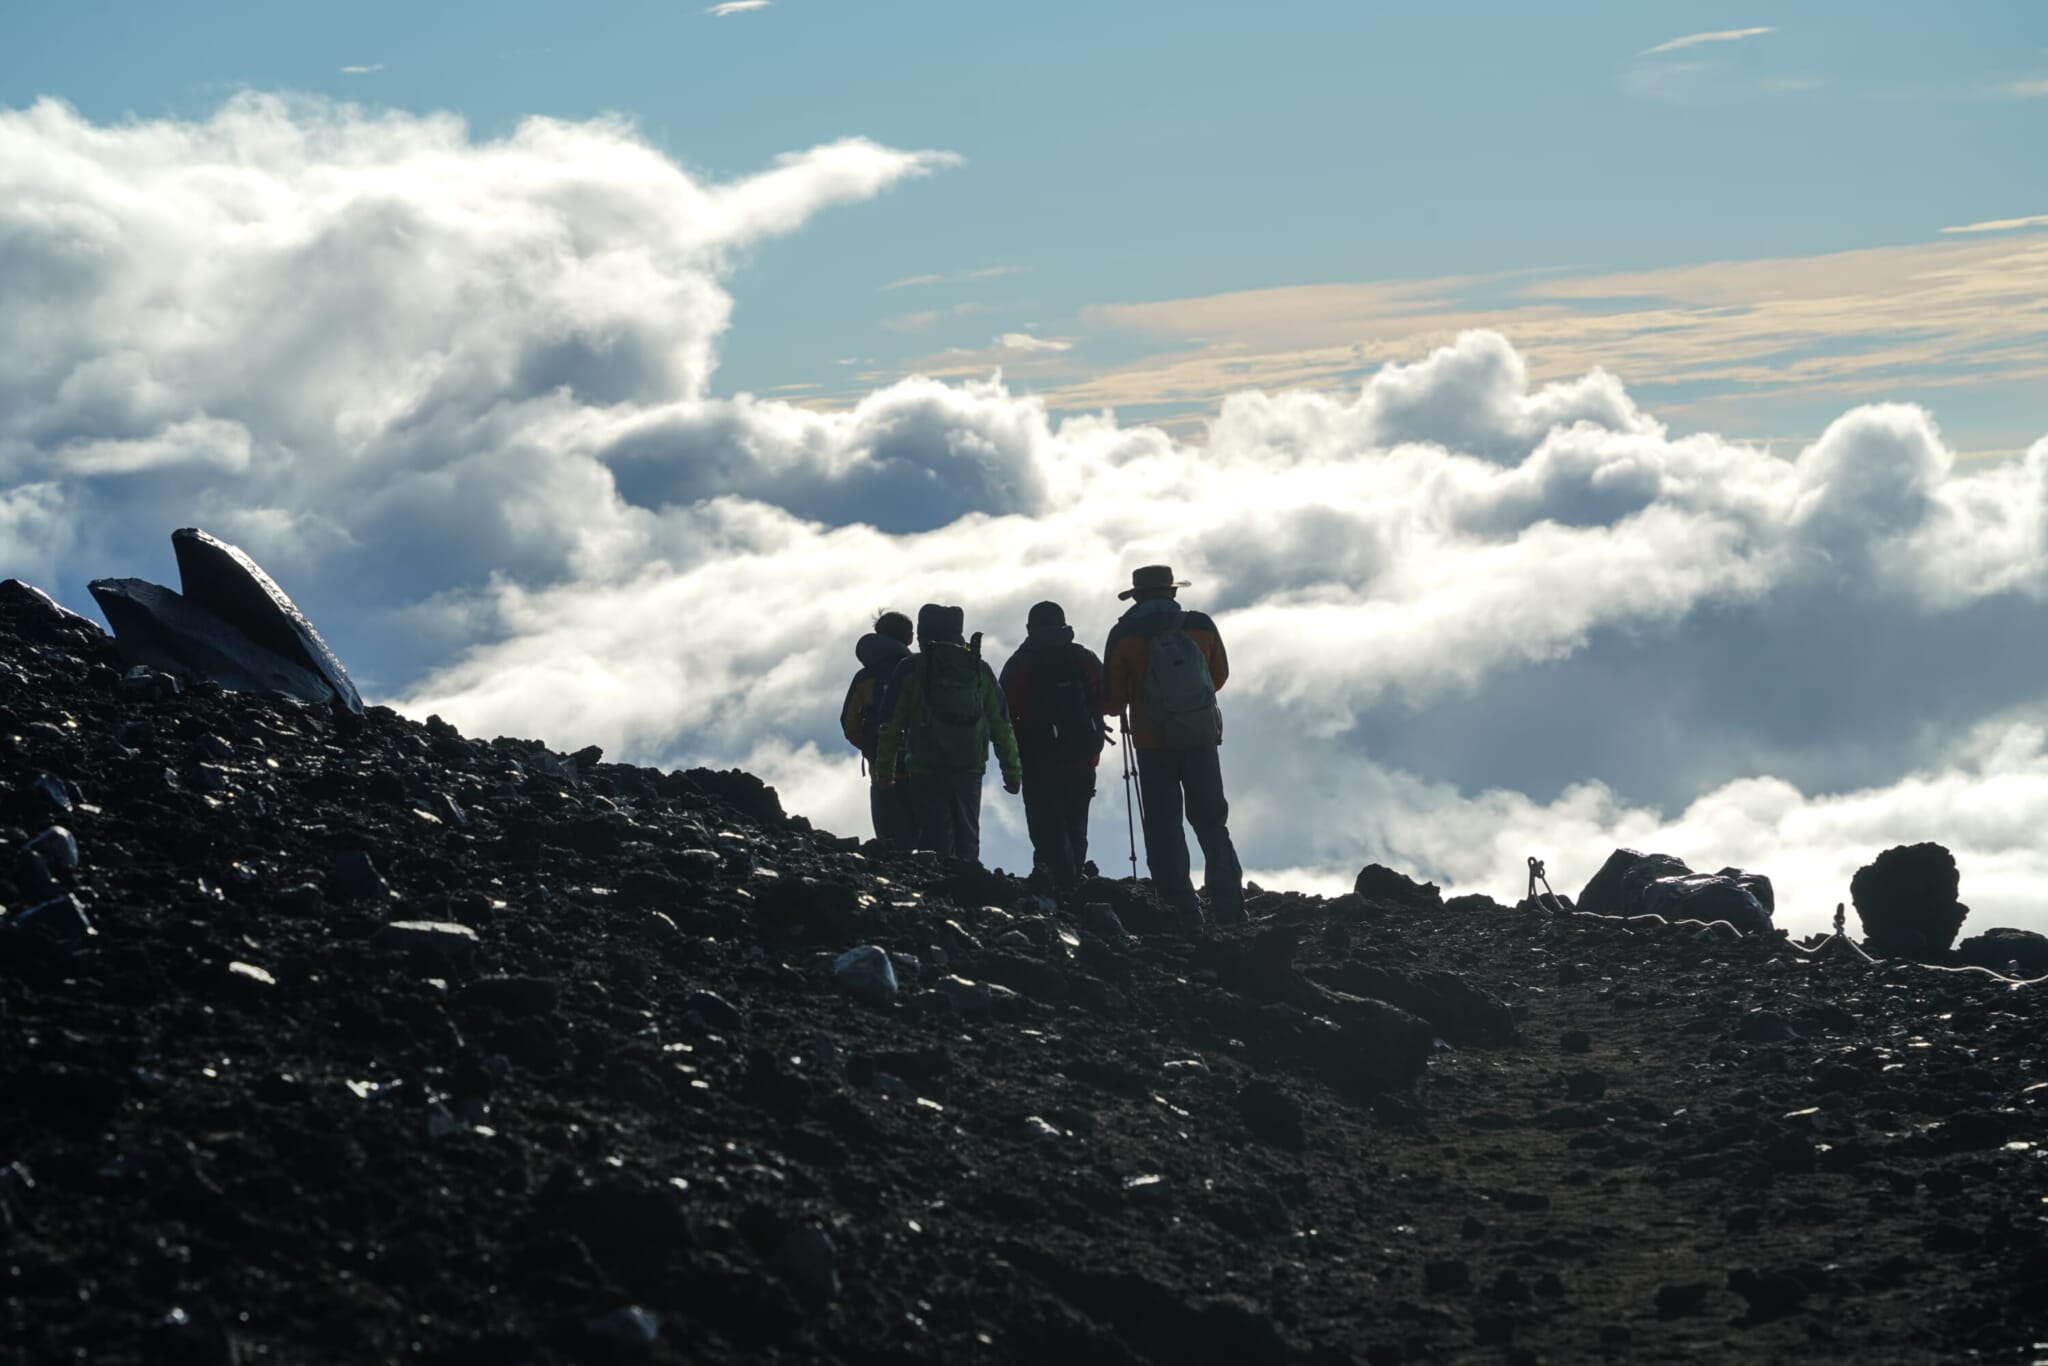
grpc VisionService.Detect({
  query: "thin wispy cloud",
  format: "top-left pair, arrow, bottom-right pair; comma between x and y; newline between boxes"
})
1644,26 -> 1774,56
884,265 -> 1022,291
1942,212 -> 2048,234
707,0 -> 770,15
995,333 -> 1071,354
339,64 -> 383,75
2004,78 -> 2048,98
921,229 -> 2048,431
880,299 -> 988,333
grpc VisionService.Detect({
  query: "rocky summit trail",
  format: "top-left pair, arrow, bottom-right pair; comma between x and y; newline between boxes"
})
2,578 -> 2044,1366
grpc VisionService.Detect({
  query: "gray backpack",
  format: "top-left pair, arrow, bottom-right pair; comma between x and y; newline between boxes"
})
1144,628 -> 1221,745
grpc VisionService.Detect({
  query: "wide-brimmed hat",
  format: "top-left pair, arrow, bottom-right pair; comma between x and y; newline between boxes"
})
1118,564 -> 1190,600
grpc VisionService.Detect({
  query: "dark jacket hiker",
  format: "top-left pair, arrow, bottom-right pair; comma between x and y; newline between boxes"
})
876,604 -> 1022,863
1102,566 -> 1244,924
841,611 -> 915,847
1000,600 -> 1105,891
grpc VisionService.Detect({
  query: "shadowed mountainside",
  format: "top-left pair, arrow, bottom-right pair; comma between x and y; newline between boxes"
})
1,580 -> 2044,1364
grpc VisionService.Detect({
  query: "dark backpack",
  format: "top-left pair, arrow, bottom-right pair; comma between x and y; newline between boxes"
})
908,646 -> 989,772
1029,645 -> 1105,760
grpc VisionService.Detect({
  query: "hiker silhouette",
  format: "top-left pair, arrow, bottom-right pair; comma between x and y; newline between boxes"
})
873,603 -> 1021,862
840,610 -> 915,847
998,600 -> 1107,893
1102,566 -> 1244,925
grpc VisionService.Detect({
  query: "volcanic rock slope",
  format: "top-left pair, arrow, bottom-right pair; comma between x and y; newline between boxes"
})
2,583 -> 2044,1365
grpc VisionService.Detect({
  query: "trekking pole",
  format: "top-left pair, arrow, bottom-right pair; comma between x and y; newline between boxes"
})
1120,710 -> 1139,880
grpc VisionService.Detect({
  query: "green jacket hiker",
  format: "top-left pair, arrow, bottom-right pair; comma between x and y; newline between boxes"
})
874,604 -> 1021,862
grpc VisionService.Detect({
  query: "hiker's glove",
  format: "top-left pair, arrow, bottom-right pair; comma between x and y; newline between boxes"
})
1003,774 -> 1021,795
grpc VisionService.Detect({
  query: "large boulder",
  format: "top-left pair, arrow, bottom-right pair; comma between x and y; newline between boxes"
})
1578,848 -> 1773,933
1851,843 -> 1968,959
1578,848 -> 1660,919
1617,852 -> 1692,914
85,529 -> 362,713
1639,871 -> 1774,935
172,527 -> 362,713
88,578 -> 338,706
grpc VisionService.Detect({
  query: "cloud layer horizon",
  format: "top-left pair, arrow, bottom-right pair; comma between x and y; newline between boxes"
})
7,94 -> 2048,936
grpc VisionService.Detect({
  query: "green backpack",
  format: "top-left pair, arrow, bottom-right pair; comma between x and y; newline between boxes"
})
910,645 -> 990,773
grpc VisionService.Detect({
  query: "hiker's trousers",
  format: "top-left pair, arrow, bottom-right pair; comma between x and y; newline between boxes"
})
1021,768 -> 1094,890
1135,744 -> 1243,919
869,780 -> 917,849
909,771 -> 983,862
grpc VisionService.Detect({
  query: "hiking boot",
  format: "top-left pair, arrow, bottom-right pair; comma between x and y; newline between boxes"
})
1201,887 -> 1246,926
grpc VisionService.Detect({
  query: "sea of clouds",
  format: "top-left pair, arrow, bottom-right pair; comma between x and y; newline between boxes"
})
6,94 -> 2048,936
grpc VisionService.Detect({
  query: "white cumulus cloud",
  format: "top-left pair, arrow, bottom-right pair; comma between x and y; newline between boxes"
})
8,95 -> 2048,939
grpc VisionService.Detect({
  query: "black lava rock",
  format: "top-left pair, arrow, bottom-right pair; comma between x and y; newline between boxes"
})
1851,842 -> 1968,958
1563,1069 -> 1606,1102
459,976 -> 561,1017
1655,1282 -> 1711,1318
1728,1265 -> 1814,1320
1235,1079 -> 1306,1150
1353,863 -> 1442,910
1423,1259 -> 1471,1293
330,851 -> 392,902
1953,927 -> 2048,977
683,989 -> 745,1032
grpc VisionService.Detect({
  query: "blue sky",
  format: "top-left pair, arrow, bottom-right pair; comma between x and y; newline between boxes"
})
9,2 -> 2045,450
9,4 -> 2048,928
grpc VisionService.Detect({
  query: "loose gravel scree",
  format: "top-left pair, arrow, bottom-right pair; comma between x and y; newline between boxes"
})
1,580 -> 2043,1364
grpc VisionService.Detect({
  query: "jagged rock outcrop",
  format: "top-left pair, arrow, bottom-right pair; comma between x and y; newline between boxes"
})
172,527 -> 363,713
86,527 -> 361,713
89,577 -> 338,705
